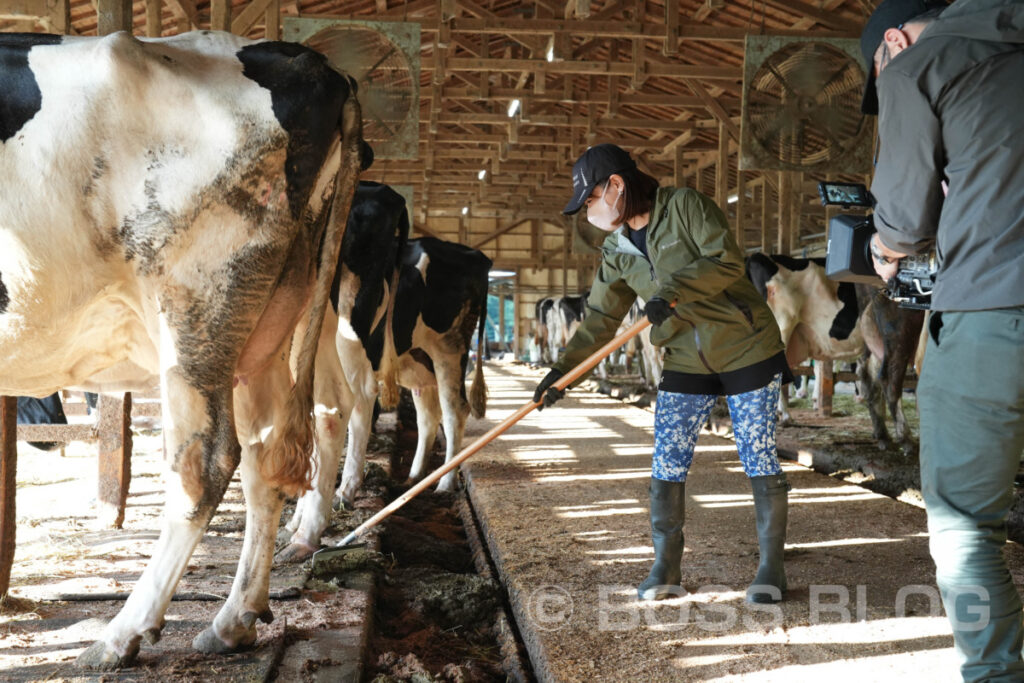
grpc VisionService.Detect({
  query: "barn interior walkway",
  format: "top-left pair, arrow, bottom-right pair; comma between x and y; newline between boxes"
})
460,361 -> 1024,682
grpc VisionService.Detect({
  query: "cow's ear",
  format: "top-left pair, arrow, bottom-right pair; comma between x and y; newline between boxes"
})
359,142 -> 374,171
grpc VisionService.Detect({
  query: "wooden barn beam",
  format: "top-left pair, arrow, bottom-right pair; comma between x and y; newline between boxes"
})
663,0 -> 679,57
145,0 -> 162,37
684,78 -> 740,142
165,0 -> 198,30
762,0 -> 861,32
0,0 -> 68,29
97,0 -> 132,34
264,0 -> 279,40
472,218 -> 532,249
231,0 -> 274,36
210,0 -> 230,31
426,56 -> 738,80
431,17 -> 859,41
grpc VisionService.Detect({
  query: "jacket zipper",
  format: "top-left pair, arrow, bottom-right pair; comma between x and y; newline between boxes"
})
724,291 -> 756,331
692,327 -> 714,372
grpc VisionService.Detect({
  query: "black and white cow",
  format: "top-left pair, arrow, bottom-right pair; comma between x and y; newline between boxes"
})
533,293 -> 588,364
557,293 -> 588,345
282,185 -> 489,560
533,296 -> 557,363
0,31 -> 367,667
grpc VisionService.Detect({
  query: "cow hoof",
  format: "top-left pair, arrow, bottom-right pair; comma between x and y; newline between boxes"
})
436,476 -> 457,493
275,541 -> 318,564
77,640 -> 138,670
192,626 -> 256,654
142,627 -> 162,645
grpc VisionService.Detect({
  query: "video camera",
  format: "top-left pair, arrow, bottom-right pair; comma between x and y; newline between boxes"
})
819,181 -> 937,310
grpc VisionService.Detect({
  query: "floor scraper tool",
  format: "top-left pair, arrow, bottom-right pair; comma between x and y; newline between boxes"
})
312,309 -> 658,569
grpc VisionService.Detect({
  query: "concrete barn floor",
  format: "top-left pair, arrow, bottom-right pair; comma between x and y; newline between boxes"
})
460,361 -> 1024,682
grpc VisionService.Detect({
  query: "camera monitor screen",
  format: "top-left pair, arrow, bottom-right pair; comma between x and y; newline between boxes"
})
818,182 -> 872,208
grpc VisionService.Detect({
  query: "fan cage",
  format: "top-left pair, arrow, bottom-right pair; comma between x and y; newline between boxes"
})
740,37 -> 872,174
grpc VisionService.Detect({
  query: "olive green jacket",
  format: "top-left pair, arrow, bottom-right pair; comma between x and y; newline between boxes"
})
553,187 -> 784,379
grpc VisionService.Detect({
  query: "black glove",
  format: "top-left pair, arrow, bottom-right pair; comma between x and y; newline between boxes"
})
533,368 -> 565,411
645,297 -> 675,326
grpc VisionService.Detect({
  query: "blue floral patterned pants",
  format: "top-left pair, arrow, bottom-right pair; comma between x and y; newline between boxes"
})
652,373 -> 783,482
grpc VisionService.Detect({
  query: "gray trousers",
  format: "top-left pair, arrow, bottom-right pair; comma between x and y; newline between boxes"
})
919,307 -> 1024,682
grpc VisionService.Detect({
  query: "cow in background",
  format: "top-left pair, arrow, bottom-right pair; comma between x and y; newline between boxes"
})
746,254 -> 864,421
556,294 -> 588,346
746,254 -> 923,453
533,297 -> 557,363
533,293 -> 589,365
282,184 -> 489,560
0,32 -> 366,667
854,286 -> 926,454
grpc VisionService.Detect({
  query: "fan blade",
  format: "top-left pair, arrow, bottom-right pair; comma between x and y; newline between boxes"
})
359,46 -> 399,85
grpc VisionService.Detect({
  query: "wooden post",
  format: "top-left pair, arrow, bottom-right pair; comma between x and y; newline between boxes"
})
760,176 -> 770,253
735,170 -> 746,250
211,0 -> 231,31
562,218 -> 569,297
497,289 -> 506,352
512,271 -> 521,360
47,0 -> 71,34
97,0 -> 134,35
96,393 -> 133,529
790,172 -> 803,254
777,171 -> 792,254
819,362 -> 835,417
264,0 -> 280,40
716,122 -> 729,211
0,396 -> 17,598
145,0 -> 161,36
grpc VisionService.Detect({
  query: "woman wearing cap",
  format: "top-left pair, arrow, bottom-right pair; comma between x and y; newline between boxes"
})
533,143 -> 792,603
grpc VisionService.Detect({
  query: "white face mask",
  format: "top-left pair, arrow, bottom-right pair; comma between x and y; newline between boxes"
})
586,181 -> 622,232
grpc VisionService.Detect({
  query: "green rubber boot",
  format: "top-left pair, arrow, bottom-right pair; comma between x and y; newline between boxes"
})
746,474 -> 789,604
637,478 -> 686,601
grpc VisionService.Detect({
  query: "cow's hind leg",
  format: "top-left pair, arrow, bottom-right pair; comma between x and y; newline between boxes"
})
435,357 -> 470,493
78,380 -> 239,669
194,354 -> 292,653
407,386 -> 442,482
281,309 -> 352,561
857,353 -> 892,450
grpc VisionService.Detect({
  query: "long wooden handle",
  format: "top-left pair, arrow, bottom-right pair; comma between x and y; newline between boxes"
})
333,313 -> 654,548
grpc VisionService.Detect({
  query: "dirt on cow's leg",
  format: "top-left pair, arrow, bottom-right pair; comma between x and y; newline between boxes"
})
77,380 -> 239,670
194,354 -> 293,654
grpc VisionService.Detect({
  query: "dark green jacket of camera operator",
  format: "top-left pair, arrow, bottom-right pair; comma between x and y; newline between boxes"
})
871,0 -> 1024,311
552,186 -> 785,380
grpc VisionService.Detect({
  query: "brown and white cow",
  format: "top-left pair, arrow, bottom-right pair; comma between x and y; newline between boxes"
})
746,254 -> 923,452
0,31 -> 367,667
280,185 -> 489,560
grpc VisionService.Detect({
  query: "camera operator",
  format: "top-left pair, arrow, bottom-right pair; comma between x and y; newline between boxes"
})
861,0 -> 1024,679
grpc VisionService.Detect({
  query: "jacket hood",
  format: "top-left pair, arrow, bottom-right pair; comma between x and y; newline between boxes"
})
920,0 -> 1024,45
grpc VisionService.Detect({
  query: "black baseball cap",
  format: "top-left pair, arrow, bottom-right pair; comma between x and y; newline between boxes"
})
860,0 -> 947,115
563,143 -> 637,215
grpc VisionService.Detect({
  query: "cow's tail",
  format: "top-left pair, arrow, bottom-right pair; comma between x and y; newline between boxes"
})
376,206 -> 408,412
469,286 -> 488,419
263,93 -> 363,497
